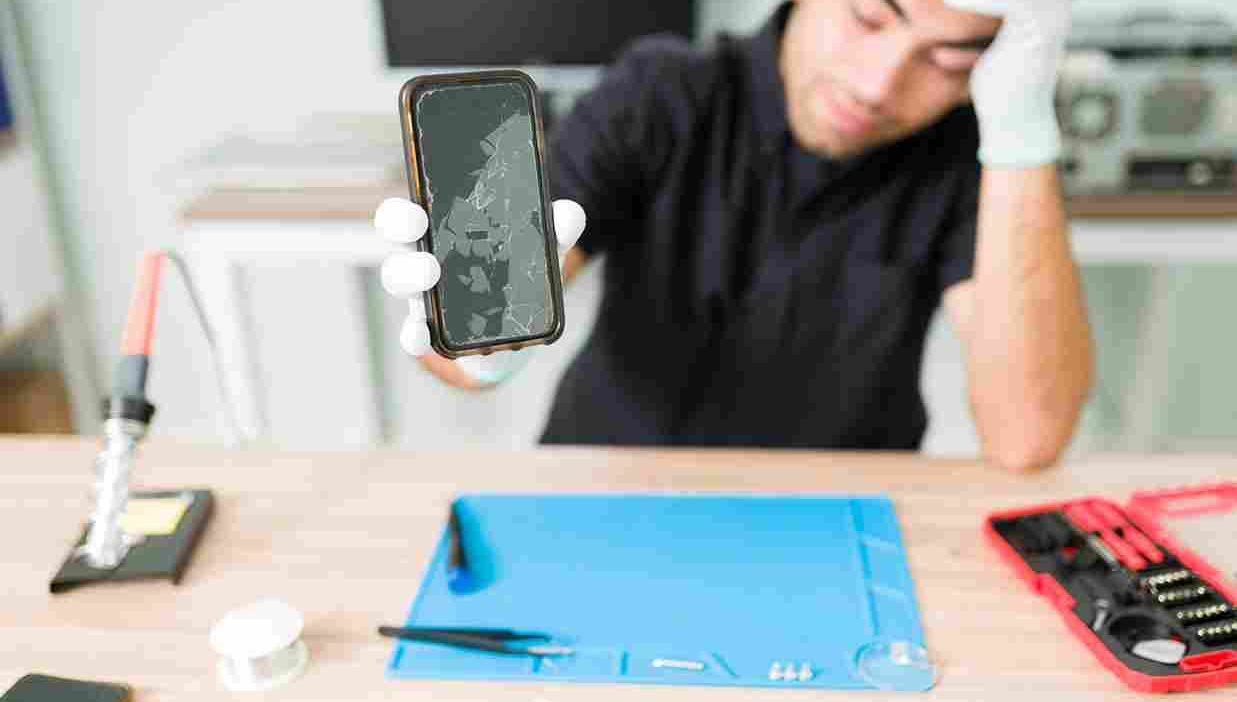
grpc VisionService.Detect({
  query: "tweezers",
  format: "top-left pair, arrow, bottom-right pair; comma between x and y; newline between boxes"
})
377,625 -> 575,656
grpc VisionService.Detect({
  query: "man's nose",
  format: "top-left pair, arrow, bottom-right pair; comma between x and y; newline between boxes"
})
851,36 -> 914,107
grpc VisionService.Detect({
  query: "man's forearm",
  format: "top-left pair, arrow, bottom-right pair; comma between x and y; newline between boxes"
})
962,164 -> 1093,470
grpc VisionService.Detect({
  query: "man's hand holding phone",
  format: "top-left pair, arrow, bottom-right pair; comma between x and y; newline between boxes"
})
374,197 -> 586,389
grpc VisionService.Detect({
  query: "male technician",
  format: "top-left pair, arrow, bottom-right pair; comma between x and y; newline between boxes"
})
374,0 -> 1093,471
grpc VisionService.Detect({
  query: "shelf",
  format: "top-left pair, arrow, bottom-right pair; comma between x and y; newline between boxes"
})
0,299 -> 56,360
1068,192 -> 1237,220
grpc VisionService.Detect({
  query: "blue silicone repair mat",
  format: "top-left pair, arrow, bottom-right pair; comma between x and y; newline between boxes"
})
386,493 -> 928,689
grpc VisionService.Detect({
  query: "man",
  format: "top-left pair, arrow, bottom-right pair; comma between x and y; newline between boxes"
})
374,0 -> 1093,471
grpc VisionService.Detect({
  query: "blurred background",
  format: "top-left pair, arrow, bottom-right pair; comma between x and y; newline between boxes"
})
1,0 -> 1235,455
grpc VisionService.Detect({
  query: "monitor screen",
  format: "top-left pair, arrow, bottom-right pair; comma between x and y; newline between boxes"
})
380,0 -> 696,66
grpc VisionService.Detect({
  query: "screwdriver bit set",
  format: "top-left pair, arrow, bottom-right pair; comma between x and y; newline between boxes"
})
985,484 -> 1237,693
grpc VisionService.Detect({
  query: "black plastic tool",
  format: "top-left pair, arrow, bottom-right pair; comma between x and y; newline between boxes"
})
377,625 -> 573,656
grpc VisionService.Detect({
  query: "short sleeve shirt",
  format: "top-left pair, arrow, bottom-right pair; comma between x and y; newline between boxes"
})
540,2 -> 982,449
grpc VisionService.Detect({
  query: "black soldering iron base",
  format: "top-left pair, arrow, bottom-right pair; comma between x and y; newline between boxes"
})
49,488 -> 214,594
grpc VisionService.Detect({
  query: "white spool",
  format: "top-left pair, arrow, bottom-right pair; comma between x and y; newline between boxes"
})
209,598 -> 309,692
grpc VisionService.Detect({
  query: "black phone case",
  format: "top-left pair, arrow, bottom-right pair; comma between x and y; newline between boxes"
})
397,70 -> 565,359
2,674 -> 130,702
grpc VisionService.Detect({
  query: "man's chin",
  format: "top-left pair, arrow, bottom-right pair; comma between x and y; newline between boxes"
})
797,122 -> 908,160
819,141 -> 867,159
799,131 -> 871,160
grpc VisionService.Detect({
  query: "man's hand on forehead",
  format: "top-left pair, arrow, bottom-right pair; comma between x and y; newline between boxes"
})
940,0 -> 1008,18
877,0 -> 1001,49
941,0 -> 1071,167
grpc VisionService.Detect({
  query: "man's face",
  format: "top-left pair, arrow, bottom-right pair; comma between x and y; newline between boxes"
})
780,0 -> 1002,157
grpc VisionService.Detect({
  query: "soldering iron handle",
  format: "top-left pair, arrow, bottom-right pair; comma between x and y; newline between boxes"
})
104,251 -> 164,425
113,251 -> 164,401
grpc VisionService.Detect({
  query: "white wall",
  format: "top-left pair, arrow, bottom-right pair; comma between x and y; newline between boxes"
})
13,0 -> 1237,451
0,113 -> 57,334
0,5 -> 59,333
12,1 -> 408,439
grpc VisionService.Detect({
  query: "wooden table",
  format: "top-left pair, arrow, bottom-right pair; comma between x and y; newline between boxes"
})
3,437 -> 1235,700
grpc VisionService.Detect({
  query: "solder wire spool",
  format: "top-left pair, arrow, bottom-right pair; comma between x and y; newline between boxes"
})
209,599 -> 309,692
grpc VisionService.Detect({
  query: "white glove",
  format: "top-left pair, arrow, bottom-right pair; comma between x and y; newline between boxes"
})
944,0 -> 1070,168
374,197 -> 586,385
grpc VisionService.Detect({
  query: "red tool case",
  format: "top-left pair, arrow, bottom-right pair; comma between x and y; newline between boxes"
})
985,482 -> 1237,693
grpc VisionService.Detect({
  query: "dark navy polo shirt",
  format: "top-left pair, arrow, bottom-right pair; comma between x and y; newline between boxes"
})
540,2 -> 982,449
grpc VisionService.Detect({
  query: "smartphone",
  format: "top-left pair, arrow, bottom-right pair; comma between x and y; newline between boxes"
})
398,70 -> 564,358
2,674 -> 131,702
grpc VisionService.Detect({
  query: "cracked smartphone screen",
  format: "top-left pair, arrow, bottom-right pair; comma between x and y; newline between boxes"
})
413,78 -> 556,350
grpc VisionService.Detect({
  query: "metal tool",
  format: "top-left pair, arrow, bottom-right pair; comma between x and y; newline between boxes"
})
78,254 -> 164,570
1196,620 -> 1237,645
1085,534 -> 1124,571
765,660 -> 814,682
1140,569 -> 1194,593
1091,598 -> 1113,631
1177,603 -> 1232,625
377,625 -> 574,656
1155,585 -> 1210,607
68,250 -> 237,576
651,658 -> 706,671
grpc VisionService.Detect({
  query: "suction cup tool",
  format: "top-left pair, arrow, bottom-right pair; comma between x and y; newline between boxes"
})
854,640 -> 938,691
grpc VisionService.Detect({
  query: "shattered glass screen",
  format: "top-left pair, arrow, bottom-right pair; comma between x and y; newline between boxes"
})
414,79 -> 555,349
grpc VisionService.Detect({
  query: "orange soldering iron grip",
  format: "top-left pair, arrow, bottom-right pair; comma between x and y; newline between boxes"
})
120,251 -> 165,356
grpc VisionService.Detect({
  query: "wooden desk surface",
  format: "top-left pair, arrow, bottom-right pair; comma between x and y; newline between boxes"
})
2,437 -> 1235,700
180,184 -> 1237,222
